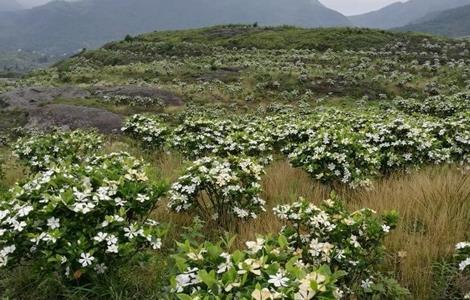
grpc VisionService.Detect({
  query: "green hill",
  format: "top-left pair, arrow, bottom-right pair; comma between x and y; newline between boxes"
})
36,25 -> 469,103
396,5 -> 470,37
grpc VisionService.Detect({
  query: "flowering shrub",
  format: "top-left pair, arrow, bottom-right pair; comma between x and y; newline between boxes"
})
121,114 -> 170,150
394,92 -> 470,117
168,156 -> 265,224
170,235 -> 345,299
421,116 -> 470,166
364,118 -> 446,173
0,152 -> 167,280
171,118 -> 230,159
13,130 -> 103,172
287,128 -> 380,188
171,118 -> 274,163
274,195 -> 403,297
214,121 -> 274,165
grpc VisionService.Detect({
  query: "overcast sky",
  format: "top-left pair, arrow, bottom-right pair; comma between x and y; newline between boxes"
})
320,0 -> 400,15
18,0 -> 402,16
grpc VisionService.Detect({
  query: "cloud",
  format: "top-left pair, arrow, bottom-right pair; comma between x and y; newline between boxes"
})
320,0 -> 401,15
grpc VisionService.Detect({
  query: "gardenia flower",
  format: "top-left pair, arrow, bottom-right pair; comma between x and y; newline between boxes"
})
361,278 -> 374,289
106,244 -> 119,253
251,288 -> 273,300
459,257 -> 470,271
17,205 -> 34,217
382,224 -> 391,233
456,242 -> 470,250
94,263 -> 107,274
124,224 -> 144,239
268,271 -> 289,287
246,238 -> 265,254
0,210 -> 8,221
93,232 -> 108,243
78,252 -> 95,267
237,258 -> 262,276
136,194 -> 150,203
174,267 -> 200,293
47,217 -> 60,229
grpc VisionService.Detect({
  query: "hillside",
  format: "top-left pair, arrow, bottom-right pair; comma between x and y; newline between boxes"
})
0,0 -> 22,11
0,26 -> 469,300
349,0 -> 470,29
0,0 -> 351,55
396,5 -> 470,37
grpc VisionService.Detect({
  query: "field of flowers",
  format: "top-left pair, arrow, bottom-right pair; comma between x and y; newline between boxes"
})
0,26 -> 469,299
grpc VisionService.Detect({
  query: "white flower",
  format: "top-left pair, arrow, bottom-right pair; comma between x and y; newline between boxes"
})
106,244 -> 119,253
106,234 -> 118,245
11,220 -> 27,232
361,278 -> 374,289
136,194 -> 150,203
382,224 -> 390,233
94,263 -> 108,274
0,210 -> 9,221
93,232 -> 108,243
251,288 -> 273,300
268,271 -> 289,287
246,238 -> 265,254
459,257 -> 470,271
149,238 -> 162,250
47,217 -> 60,229
17,205 -> 34,217
78,252 -> 95,267
124,225 -> 143,239
456,242 -> 470,250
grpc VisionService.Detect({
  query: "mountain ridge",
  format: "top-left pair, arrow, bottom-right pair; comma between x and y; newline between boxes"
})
0,0 -> 352,55
396,4 -> 470,37
349,0 -> 470,29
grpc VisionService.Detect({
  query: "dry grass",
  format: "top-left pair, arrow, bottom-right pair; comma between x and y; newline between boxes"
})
0,149 -> 27,188
349,166 -> 470,298
146,155 -> 469,298
235,161 -> 470,299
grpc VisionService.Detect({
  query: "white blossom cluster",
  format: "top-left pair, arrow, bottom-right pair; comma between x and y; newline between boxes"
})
168,156 -> 265,223
13,130 -> 103,171
0,152 -> 166,279
121,114 -> 170,149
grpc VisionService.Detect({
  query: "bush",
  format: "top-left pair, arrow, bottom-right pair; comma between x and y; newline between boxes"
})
171,118 -> 231,159
274,194 -> 406,298
394,92 -> 470,117
364,118 -> 446,173
170,235 -> 345,299
168,156 -> 265,225
170,195 -> 407,299
13,130 -> 103,172
121,114 -> 170,150
287,128 -> 380,188
0,152 -> 167,281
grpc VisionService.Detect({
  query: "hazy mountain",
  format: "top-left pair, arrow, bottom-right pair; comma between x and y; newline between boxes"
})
0,0 -> 351,55
396,5 -> 470,37
349,0 -> 470,29
0,0 -> 23,11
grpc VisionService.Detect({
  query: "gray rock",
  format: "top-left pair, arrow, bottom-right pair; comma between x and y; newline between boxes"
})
0,86 -> 90,109
28,104 -> 122,134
